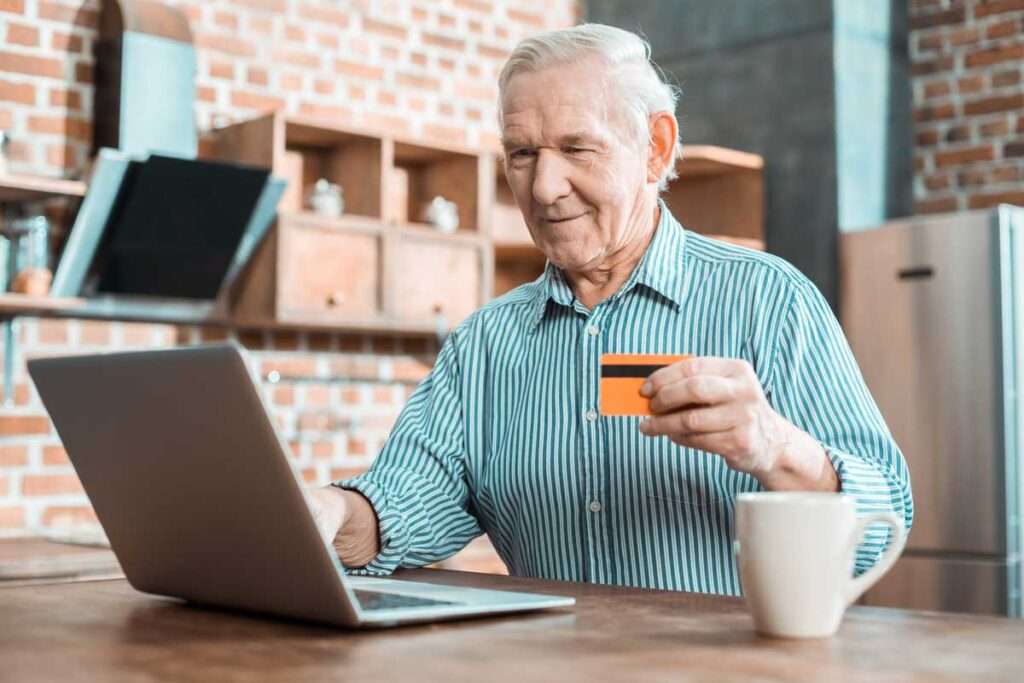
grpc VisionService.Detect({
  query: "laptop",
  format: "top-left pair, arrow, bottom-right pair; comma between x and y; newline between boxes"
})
27,343 -> 574,628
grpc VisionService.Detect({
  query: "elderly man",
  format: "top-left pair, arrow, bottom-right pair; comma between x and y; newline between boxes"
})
309,24 -> 913,595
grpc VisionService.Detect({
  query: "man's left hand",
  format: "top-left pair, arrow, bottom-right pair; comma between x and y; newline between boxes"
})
638,356 -> 839,492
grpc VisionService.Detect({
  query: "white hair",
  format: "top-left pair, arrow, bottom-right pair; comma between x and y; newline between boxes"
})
498,23 -> 683,191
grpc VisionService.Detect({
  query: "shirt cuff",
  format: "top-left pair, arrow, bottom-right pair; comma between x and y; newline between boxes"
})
331,475 -> 411,576
825,446 -> 911,576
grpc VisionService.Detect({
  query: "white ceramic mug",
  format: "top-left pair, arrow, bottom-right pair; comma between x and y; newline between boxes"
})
734,492 -> 906,638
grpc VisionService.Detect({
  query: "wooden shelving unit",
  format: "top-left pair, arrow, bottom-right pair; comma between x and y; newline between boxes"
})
0,172 -> 86,203
214,112 -> 494,333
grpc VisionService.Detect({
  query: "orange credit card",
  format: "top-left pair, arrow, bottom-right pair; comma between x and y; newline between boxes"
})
600,353 -> 691,417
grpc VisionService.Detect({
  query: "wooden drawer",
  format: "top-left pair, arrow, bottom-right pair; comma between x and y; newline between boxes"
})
392,234 -> 481,327
276,213 -> 382,321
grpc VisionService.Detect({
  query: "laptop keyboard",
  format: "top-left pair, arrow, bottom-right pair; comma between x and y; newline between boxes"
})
353,589 -> 458,611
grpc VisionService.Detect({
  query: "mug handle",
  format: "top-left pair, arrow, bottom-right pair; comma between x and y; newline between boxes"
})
842,512 -> 907,606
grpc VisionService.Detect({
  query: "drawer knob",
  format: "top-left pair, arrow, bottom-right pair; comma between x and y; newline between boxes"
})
326,291 -> 346,307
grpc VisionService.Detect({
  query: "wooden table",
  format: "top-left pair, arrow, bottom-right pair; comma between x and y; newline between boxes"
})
1,569 -> 1021,682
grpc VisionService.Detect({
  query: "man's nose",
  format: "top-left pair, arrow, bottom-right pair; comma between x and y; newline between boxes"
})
531,150 -> 572,205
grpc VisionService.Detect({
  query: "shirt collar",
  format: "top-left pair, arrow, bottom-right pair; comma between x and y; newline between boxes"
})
527,202 -> 688,331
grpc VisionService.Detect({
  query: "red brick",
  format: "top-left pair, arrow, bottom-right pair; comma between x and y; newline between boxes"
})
360,112 -> 409,134
423,32 -> 465,51
298,2 -> 350,27
425,123 -> 467,146
1,383 -> 31,406
923,80 -> 951,99
975,0 -> 1024,18
314,79 -> 334,95
957,75 -> 986,94
214,10 -> 239,31
79,320 -> 112,345
341,387 -> 361,405
915,33 -> 944,52
50,31 -> 83,53
987,18 -> 1021,39
507,8 -> 544,28
280,73 -> 303,92
376,89 -> 397,107
346,437 -> 367,456
0,416 -> 50,435
454,0 -> 490,11
396,71 -> 440,91
209,61 -> 234,80
75,61 -> 93,84
284,23 -> 306,42
272,48 -> 320,69
49,87 -> 82,110
262,357 -> 317,378
194,84 -> 216,105
362,17 -> 406,40
957,168 -> 988,187
38,1 -> 98,27
924,173 -> 951,191
6,21 -> 38,46
0,444 -> 28,466
916,128 -> 940,147
0,109 -> 12,130
478,42 -> 510,60
948,26 -> 980,47
0,50 -> 62,78
229,0 -> 287,12
981,119 -> 1011,137
968,190 -> 1024,208
230,90 -> 285,111
992,164 -> 1022,181
915,196 -> 959,213
315,32 -> 339,49
992,68 -> 1022,87
22,473 -> 82,496
42,445 -> 70,466
334,59 -> 384,80
300,467 -> 318,484
0,506 -> 25,529
914,103 -> 956,122
273,385 -> 295,405
934,144 -> 996,167
248,15 -> 273,34
0,78 -> 35,105
964,93 -> 1024,116
305,385 -> 330,407
328,466 -> 367,481
439,13 -> 457,28
195,32 -> 257,58
1006,139 -> 1024,156
965,43 -> 1024,69
411,51 -> 428,67
311,441 -> 333,459
0,0 -> 24,14
41,505 -> 98,527
909,5 -> 965,29
297,102 -> 354,124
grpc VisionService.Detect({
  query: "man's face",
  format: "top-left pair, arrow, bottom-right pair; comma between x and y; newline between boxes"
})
500,59 -> 652,274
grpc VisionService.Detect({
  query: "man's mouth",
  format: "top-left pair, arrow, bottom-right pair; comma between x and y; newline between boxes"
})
541,213 -> 586,224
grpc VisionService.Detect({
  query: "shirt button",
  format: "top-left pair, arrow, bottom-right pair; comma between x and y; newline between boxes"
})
589,500 -> 603,513
585,409 -> 598,422
586,325 -> 599,337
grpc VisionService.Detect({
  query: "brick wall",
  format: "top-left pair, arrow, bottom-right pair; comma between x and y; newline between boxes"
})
910,0 -> 1024,213
0,0 -> 580,574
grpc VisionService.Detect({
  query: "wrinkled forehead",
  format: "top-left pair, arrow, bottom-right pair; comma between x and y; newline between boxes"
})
499,59 -> 622,140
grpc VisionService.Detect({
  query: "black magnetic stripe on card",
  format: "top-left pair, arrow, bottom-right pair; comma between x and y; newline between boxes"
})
600,364 -> 667,378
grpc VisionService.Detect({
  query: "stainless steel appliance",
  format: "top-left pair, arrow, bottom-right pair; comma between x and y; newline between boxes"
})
840,205 -> 1024,616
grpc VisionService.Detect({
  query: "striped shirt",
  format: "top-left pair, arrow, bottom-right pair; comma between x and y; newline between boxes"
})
338,206 -> 914,595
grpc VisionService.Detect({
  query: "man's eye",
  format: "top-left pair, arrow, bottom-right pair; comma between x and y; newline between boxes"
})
564,146 -> 591,155
507,149 -> 536,162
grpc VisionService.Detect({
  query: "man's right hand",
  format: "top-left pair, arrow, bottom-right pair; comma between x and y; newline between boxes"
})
306,486 -> 381,568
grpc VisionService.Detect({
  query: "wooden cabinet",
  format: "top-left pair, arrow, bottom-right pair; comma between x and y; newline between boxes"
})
216,113 -> 492,333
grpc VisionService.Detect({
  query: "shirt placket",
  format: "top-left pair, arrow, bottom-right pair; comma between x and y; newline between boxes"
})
577,302 -> 607,584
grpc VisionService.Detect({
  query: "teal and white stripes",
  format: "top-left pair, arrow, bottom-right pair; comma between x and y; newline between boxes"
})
337,207 -> 914,595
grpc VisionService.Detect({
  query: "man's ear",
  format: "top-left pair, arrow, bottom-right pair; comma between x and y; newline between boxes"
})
646,112 -> 678,185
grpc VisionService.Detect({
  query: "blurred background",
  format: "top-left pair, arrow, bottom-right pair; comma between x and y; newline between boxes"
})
0,0 -> 1021,617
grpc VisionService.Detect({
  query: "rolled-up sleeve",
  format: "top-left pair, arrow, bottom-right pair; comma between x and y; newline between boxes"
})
766,279 -> 914,575
332,331 -> 481,575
